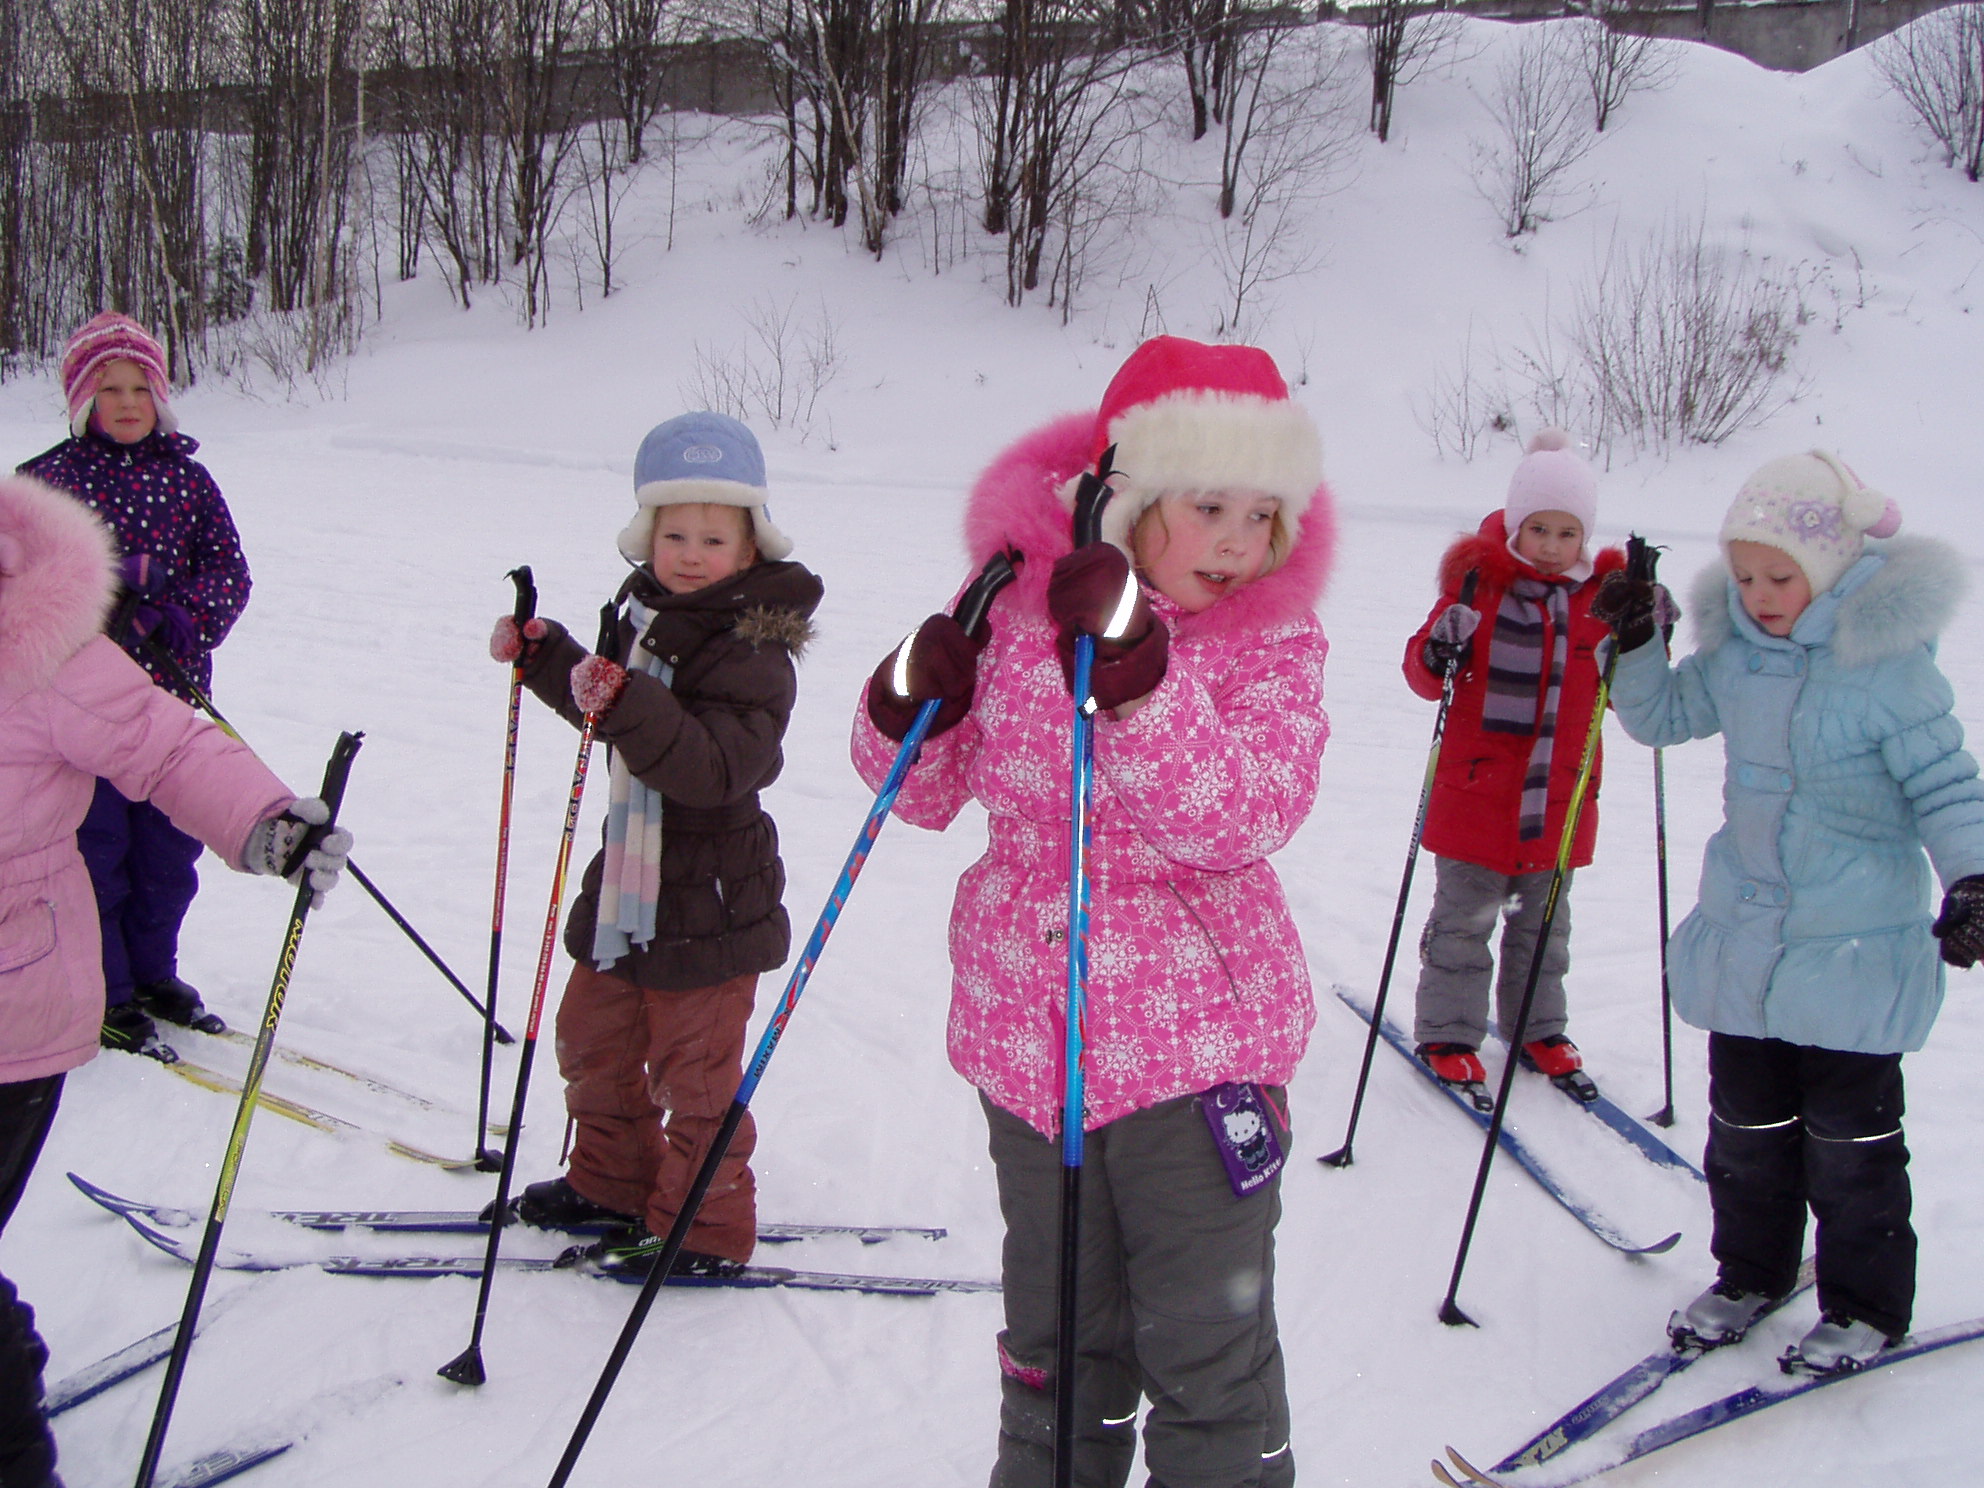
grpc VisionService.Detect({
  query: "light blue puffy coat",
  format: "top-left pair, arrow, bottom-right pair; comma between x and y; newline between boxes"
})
1611,537 -> 1984,1054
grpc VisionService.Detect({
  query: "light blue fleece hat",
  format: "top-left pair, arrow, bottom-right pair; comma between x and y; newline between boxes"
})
615,411 -> 792,564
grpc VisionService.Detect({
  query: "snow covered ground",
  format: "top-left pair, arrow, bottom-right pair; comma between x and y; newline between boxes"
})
4,16 -> 1984,1485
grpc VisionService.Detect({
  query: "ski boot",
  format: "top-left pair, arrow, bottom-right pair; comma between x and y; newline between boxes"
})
1416,1043 -> 1494,1113
1779,1312 -> 1899,1376
556,1223 -> 747,1280
99,1002 -> 179,1064
134,976 -> 227,1036
1667,1278 -> 1784,1352
1519,1034 -> 1599,1103
484,1177 -> 637,1230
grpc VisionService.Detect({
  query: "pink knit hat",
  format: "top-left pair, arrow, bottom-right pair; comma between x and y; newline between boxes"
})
1064,336 -> 1322,552
61,312 -> 177,439
1719,450 -> 1902,596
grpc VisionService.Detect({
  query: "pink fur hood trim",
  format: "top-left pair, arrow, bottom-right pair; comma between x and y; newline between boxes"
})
962,412 -> 1336,639
0,474 -> 119,692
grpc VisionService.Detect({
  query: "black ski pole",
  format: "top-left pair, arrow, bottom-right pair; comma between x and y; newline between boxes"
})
136,635 -> 510,1040
542,549 -> 1021,1488
1650,746 -> 1677,1128
132,731 -> 363,1488
472,566 -> 538,1170
1438,535 -> 1656,1327
439,602 -> 619,1388
1054,451 -> 1116,1488
1320,568 -> 1480,1168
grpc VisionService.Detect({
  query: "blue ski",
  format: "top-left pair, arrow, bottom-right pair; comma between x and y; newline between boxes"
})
1332,988 -> 1680,1256
68,1171 -> 945,1245
1485,1033 -> 1704,1181
1437,1312 -> 1984,1486
113,1211 -> 998,1296
1474,1257 -> 1818,1477
47,1322 -> 180,1416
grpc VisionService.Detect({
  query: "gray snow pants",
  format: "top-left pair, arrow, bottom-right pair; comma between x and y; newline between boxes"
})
982,1090 -> 1294,1488
1412,856 -> 1573,1049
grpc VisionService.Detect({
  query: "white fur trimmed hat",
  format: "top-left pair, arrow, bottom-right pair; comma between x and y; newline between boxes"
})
615,411 -> 792,565
1065,336 -> 1321,551
1719,450 -> 1901,597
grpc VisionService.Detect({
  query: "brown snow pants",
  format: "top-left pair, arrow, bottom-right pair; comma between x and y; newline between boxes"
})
983,1090 -> 1294,1488
554,964 -> 759,1263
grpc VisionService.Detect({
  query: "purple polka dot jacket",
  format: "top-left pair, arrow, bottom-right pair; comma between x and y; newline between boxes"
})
17,429 -> 251,702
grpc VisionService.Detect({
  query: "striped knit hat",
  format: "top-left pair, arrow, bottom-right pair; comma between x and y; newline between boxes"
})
61,312 -> 177,439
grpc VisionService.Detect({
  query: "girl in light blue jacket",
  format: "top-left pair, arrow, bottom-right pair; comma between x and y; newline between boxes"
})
1605,451 -> 1984,1376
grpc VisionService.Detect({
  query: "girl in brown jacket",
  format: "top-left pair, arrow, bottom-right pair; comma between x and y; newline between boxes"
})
490,412 -> 822,1276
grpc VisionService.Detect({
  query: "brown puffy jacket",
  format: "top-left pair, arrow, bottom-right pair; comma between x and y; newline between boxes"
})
522,558 -> 822,992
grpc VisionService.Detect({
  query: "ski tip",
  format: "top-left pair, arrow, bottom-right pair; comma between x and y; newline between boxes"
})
435,1348 -> 486,1387
1431,1460 -> 1465,1488
1632,1231 -> 1684,1257
1443,1446 -> 1508,1487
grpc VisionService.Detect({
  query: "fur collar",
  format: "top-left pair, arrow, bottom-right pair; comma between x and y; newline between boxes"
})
1437,510 -> 1624,595
735,604 -> 816,656
0,475 -> 119,692
963,412 -> 1335,639
1688,535 -> 1966,669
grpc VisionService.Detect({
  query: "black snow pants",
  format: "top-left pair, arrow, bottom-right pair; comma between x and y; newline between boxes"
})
1705,1033 -> 1913,1339
0,1075 -> 64,1488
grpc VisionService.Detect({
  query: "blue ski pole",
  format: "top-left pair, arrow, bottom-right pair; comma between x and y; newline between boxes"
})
543,546 -> 1022,1488
1055,448 -> 1118,1488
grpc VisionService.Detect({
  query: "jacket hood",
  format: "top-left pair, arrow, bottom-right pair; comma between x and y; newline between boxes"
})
1689,534 -> 1965,669
624,557 -> 822,657
0,474 -> 119,691
963,411 -> 1335,639
1438,510 -> 1625,595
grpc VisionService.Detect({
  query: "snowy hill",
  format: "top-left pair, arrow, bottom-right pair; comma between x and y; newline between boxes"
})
3,16 -> 1983,1485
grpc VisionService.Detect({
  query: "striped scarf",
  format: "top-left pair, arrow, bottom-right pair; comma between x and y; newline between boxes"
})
591,594 -> 674,969
1481,577 -> 1570,841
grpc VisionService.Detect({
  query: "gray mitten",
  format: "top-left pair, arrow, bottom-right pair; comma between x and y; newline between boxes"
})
245,797 -> 354,907
1423,603 -> 1481,674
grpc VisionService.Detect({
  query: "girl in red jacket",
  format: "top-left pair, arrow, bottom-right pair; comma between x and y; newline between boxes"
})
1402,430 -> 1622,1102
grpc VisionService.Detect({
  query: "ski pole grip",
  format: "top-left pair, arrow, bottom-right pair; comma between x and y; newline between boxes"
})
509,565 -> 537,627
1626,533 -> 1660,583
952,548 -> 1022,639
1457,568 -> 1480,608
280,730 -> 365,880
594,601 -> 619,661
1071,444 -> 1118,550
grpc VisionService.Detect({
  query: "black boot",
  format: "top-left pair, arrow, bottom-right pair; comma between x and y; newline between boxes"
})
134,977 -> 226,1036
481,1177 -> 636,1230
98,1004 -> 179,1065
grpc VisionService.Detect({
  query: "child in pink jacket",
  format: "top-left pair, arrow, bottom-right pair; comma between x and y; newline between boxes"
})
852,337 -> 1332,1488
0,472 -> 350,1488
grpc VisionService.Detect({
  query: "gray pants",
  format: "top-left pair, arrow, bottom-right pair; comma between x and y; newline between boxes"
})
983,1091 -> 1294,1488
1412,856 -> 1573,1049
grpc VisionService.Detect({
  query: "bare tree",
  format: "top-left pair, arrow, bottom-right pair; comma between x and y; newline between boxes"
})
1362,0 -> 1459,143
1873,4 -> 1984,182
1575,9 -> 1676,132
1473,26 -> 1594,238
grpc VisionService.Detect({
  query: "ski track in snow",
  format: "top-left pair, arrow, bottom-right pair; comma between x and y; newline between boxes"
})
4,19 -> 1984,1485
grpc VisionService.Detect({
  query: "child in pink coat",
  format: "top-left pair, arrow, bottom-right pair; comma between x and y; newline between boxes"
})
0,472 -> 350,1488
851,337 -> 1332,1488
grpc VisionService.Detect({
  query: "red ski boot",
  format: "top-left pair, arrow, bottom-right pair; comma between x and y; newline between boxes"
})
1416,1043 -> 1493,1113
1520,1035 -> 1599,1102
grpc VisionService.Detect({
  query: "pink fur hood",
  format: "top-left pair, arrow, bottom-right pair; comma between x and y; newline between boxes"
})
963,412 -> 1337,640
0,474 -> 118,692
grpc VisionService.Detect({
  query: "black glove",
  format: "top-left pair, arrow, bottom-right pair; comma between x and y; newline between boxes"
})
866,614 -> 986,742
1932,875 -> 1984,968
1591,572 -> 1679,653
1422,603 -> 1480,674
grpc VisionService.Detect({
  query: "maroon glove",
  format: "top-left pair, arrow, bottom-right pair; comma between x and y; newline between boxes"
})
571,654 -> 629,715
1048,543 -> 1168,711
866,614 -> 985,742
491,615 -> 550,664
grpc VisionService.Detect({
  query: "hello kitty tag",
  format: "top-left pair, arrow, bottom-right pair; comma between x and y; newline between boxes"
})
1201,1082 -> 1285,1197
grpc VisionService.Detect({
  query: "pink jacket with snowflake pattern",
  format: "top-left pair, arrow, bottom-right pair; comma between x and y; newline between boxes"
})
850,414 -> 1334,1135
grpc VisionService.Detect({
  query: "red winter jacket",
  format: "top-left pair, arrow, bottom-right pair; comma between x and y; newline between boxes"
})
1403,512 -> 1623,876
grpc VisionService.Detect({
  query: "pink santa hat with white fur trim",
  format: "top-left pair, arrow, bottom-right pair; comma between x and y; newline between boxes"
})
1061,336 -> 1322,553
1719,450 -> 1902,597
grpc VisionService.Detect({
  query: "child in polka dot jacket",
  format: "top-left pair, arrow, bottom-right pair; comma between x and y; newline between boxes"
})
15,312 -> 252,1055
